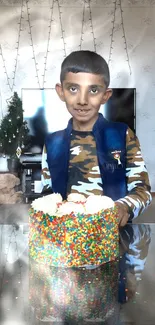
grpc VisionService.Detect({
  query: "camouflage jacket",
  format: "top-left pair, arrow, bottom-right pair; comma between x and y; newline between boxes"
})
42,114 -> 152,219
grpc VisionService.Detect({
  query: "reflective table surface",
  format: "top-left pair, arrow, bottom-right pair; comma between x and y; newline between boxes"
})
0,219 -> 155,325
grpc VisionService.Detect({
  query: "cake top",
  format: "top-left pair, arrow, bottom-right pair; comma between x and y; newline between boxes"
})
31,193 -> 114,216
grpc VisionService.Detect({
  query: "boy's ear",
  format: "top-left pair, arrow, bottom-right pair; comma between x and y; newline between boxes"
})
101,88 -> 113,104
55,83 -> 65,102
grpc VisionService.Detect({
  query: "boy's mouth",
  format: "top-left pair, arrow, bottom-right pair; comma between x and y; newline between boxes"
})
74,108 -> 90,114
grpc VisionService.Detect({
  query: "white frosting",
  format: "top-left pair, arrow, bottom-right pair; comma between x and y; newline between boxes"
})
57,202 -> 85,216
45,193 -> 63,204
31,193 -> 62,215
32,197 -> 57,215
85,195 -> 114,214
31,193 -> 114,216
67,193 -> 86,203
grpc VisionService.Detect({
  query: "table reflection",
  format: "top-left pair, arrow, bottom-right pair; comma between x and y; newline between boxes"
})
29,224 -> 151,324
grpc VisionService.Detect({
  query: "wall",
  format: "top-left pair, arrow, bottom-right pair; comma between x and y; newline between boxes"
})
0,0 -> 155,190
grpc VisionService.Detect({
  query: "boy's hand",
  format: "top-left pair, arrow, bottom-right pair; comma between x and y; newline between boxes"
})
115,202 -> 130,227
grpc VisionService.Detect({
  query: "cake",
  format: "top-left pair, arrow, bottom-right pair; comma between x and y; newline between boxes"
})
29,193 -> 119,267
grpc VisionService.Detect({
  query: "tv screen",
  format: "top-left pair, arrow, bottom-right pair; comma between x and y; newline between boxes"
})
22,88 -> 136,153
102,88 -> 136,132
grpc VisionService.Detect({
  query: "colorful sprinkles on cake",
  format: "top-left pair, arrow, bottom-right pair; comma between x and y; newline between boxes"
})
29,193 -> 119,267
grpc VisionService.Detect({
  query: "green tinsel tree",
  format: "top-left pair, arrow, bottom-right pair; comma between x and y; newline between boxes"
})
0,92 -> 30,158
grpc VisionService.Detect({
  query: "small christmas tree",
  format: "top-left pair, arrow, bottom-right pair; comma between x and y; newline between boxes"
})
0,92 -> 30,158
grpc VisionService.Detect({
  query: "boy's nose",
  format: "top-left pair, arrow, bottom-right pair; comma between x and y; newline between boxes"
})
77,91 -> 88,106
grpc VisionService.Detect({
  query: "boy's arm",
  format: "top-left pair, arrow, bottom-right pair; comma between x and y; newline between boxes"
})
41,145 -> 52,193
116,127 -> 152,223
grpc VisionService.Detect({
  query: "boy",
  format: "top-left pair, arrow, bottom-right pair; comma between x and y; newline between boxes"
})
41,50 -> 152,227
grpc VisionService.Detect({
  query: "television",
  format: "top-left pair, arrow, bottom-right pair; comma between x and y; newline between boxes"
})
103,88 -> 136,132
22,88 -> 136,154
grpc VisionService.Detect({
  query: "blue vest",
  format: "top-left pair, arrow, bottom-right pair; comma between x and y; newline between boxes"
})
45,113 -> 128,200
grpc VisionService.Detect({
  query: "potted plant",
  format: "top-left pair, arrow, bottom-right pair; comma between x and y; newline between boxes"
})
0,92 -> 30,174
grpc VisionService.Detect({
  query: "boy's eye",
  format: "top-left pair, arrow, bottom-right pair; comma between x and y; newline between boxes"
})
90,88 -> 98,94
69,87 -> 77,93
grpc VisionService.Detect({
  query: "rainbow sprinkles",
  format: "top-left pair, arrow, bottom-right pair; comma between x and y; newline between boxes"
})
29,193 -> 119,267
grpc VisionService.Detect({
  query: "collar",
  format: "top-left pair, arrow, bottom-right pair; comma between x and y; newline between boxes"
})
66,113 -> 107,136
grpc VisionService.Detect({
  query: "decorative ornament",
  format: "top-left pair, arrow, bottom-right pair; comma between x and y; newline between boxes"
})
8,139 -> 12,143
111,150 -> 121,165
13,134 -> 16,138
9,119 -> 11,122
17,115 -> 20,119
17,129 -> 19,133
16,146 -> 22,158
21,143 -> 25,149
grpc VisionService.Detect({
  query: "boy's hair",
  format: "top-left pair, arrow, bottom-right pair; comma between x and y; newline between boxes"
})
60,50 -> 110,88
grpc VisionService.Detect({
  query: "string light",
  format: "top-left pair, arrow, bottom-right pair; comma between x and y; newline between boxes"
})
57,0 -> 67,57
87,0 -> 96,52
42,0 -> 55,88
0,0 -> 24,92
79,0 -> 96,52
108,0 -> 117,65
26,0 -> 56,88
108,0 -> 132,75
26,0 -> 41,88
79,1 -> 86,50
0,46 -> 11,91
119,0 -> 132,75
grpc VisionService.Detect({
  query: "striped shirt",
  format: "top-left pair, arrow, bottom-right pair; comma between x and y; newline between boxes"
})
41,127 -> 152,219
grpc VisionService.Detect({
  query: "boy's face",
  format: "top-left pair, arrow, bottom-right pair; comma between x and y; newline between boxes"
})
55,72 -> 112,129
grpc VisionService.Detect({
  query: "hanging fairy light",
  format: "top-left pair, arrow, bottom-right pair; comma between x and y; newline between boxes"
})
0,0 -> 24,91
26,0 -> 56,89
108,0 -> 132,75
79,0 -> 86,50
119,0 -> 132,75
26,0 -> 41,88
108,0 -> 117,65
0,45 -> 11,92
42,0 -> 55,88
79,0 -> 96,52
57,0 -> 67,58
87,0 -> 97,52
